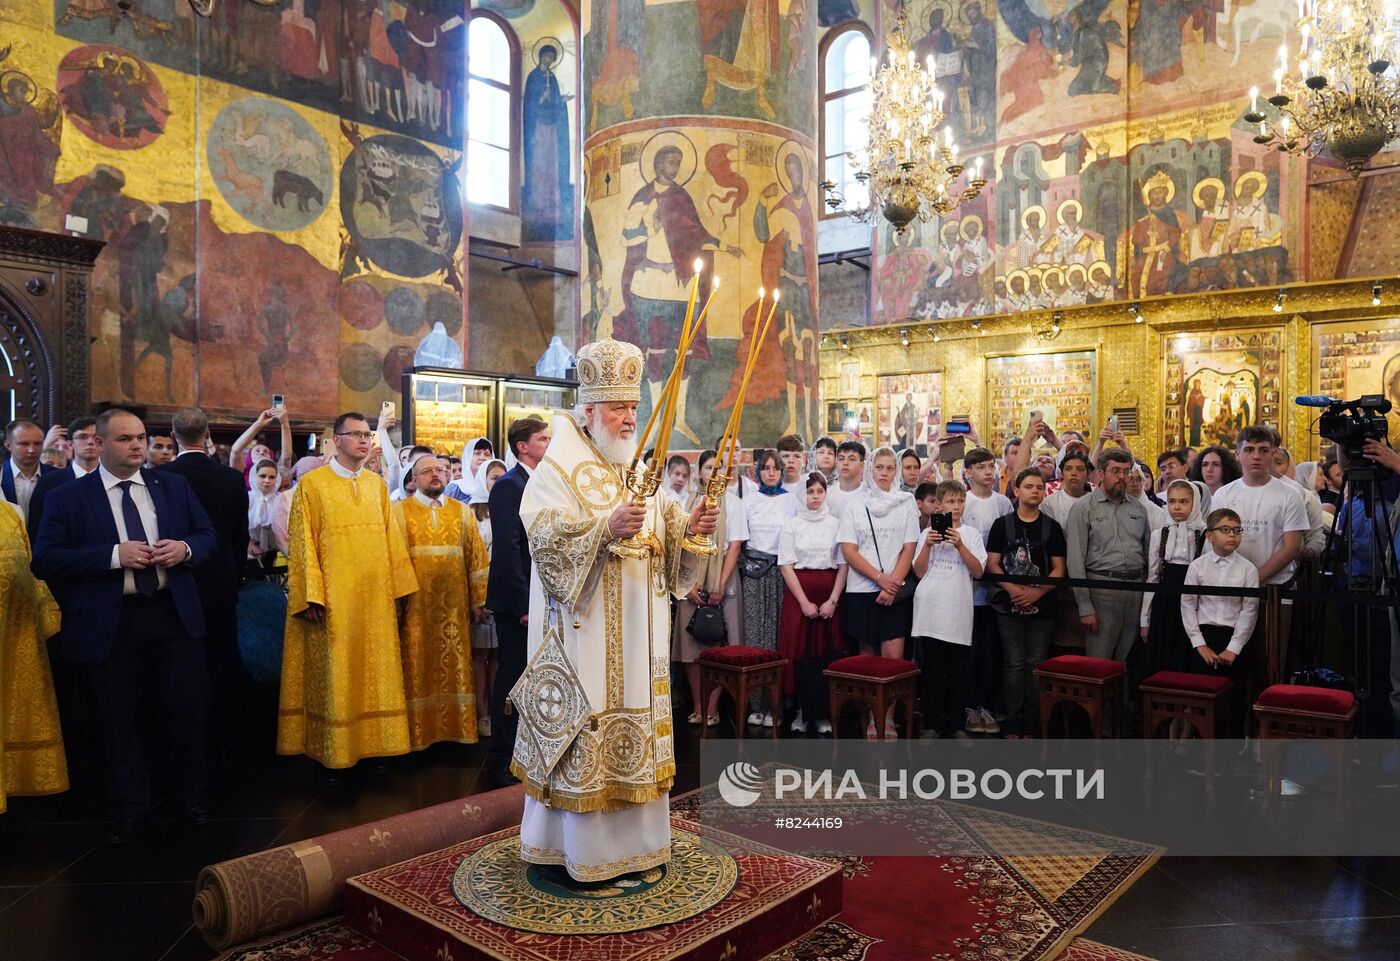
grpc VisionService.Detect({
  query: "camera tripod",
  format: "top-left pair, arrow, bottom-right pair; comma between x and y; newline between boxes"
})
1308,461 -> 1400,738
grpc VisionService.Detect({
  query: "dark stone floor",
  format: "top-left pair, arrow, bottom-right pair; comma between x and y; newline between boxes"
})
3,712 -> 1398,961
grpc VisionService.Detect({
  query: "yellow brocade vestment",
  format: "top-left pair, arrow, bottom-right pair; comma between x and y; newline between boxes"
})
277,467 -> 418,768
0,505 -> 68,811
391,496 -> 489,749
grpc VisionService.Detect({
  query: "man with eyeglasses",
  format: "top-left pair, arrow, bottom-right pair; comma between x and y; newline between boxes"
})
276,411 -> 418,784
1065,448 -> 1152,666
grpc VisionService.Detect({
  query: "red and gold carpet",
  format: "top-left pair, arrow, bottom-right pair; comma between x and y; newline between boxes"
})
215,788 -> 1160,961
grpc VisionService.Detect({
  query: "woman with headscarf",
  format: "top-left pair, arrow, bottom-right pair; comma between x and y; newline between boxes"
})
446,437 -> 495,502
673,449 -> 746,728
740,450 -> 799,728
777,472 -> 847,737
1139,479 -> 1209,678
468,456 -> 507,738
1129,462 -> 1168,528
837,446 -> 920,737
273,454 -> 327,555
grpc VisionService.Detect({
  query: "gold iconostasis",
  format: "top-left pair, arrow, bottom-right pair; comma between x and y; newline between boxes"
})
818,279 -> 1400,461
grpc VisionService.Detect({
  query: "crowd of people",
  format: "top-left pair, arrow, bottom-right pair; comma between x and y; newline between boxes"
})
2,394 -> 1397,844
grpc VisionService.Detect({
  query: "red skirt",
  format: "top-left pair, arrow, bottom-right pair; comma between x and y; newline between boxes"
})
778,568 -> 844,694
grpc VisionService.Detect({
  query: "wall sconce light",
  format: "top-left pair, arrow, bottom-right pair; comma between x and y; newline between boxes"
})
1272,289 -> 1287,313
1129,303 -> 1143,323
1373,282 -> 1383,307
971,319 -> 984,335
840,333 -> 850,351
928,323 -> 939,343
1052,312 -> 1062,333
899,327 -> 910,348
820,333 -> 829,349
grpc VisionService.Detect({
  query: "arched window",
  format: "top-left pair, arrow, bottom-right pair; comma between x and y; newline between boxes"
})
467,13 -> 517,210
820,25 -> 873,215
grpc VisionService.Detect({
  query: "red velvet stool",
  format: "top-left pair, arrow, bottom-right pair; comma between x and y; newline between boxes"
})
1253,684 -> 1356,819
824,655 -> 920,740
698,646 -> 787,740
1035,655 -> 1126,740
1140,670 -> 1233,800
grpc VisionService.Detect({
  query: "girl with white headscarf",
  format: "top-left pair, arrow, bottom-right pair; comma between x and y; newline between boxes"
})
1140,479 -> 1209,677
837,446 -> 920,737
468,457 -> 507,737
447,437 -> 495,502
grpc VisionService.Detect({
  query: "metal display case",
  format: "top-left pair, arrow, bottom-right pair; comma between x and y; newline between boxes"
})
401,369 -> 576,456
401,368 -> 499,458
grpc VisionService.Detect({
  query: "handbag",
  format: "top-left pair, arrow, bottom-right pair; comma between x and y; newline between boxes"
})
740,548 -> 777,580
866,508 -> 917,604
687,593 -> 728,645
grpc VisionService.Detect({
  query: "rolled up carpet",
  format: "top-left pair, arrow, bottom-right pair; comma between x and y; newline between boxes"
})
193,784 -> 524,951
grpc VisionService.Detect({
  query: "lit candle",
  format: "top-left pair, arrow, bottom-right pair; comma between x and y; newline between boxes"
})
723,292 -> 780,463
973,156 -> 983,180
718,289 -> 767,454
945,127 -> 953,147
1250,85 -> 1259,112
1274,69 -> 1284,95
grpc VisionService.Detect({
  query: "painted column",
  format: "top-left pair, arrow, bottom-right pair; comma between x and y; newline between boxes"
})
581,0 -> 820,446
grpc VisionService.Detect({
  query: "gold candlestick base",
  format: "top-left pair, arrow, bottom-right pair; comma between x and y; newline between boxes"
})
610,466 -> 662,559
681,469 -> 728,556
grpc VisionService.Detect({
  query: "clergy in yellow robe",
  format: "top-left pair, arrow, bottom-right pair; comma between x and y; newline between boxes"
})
277,435 -> 418,769
510,339 -> 717,882
391,455 -> 489,750
1,503 -> 68,812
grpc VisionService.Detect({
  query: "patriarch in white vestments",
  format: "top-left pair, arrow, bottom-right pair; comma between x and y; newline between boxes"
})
510,338 -> 718,882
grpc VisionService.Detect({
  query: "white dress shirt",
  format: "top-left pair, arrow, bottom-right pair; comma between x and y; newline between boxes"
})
71,461 -> 94,479
10,465 -> 39,523
100,464 -> 172,594
1181,550 -> 1260,655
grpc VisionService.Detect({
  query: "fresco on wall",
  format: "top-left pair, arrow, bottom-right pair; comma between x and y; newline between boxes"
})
0,49 -> 64,227
207,98 -> 332,232
583,0 -> 816,137
522,37 -> 576,240
57,44 -> 168,150
585,126 -> 821,443
860,0 -> 1307,324
339,126 -> 463,286
56,0 -> 468,148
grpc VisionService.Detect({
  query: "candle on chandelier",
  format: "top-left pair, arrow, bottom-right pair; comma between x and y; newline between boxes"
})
1250,86 -> 1259,112
1274,69 -> 1284,94
973,156 -> 983,180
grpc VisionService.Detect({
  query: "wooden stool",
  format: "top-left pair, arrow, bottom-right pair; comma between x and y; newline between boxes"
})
824,655 -> 919,740
1140,670 -> 1233,800
1035,655 -> 1126,740
1254,684 -> 1356,819
697,646 -> 786,740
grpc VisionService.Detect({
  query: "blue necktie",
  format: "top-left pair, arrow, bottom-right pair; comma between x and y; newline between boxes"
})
118,480 -> 159,597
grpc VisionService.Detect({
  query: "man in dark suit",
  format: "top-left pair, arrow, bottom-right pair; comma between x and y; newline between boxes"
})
28,416 -> 102,538
3,418 -> 61,524
32,408 -> 218,845
160,407 -> 252,763
484,415 -> 550,786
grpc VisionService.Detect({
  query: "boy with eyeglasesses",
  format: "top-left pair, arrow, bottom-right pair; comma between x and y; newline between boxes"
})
1181,507 -> 1259,736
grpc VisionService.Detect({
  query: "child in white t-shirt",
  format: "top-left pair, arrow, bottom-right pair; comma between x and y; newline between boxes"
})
911,480 -> 987,738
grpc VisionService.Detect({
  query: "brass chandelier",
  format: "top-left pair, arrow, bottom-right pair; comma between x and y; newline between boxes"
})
1244,0 -> 1400,176
822,9 -> 986,235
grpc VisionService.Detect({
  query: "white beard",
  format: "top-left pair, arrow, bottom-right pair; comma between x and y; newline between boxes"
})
588,418 -> 638,466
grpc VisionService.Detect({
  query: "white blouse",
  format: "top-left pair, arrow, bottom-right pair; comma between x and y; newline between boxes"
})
836,490 -> 921,594
743,491 -> 798,555
778,513 -> 845,570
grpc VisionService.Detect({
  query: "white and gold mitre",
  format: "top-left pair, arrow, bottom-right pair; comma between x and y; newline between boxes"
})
575,338 -> 643,404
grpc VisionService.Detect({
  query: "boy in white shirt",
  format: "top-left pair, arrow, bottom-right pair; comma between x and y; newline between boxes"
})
1182,507 -> 1260,735
825,440 -> 867,521
662,455 -> 691,503
911,480 -> 987,738
958,448 -> 1012,734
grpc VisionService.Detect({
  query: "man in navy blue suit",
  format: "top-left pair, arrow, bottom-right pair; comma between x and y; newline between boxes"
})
160,407 -> 254,763
3,417 -> 61,524
484,415 -> 550,786
27,416 -> 101,538
32,408 -> 218,845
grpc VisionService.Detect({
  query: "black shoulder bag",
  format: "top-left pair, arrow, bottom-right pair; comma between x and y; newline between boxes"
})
866,507 -> 918,604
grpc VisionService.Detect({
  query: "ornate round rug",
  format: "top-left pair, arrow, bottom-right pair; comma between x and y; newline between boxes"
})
452,827 -> 738,934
